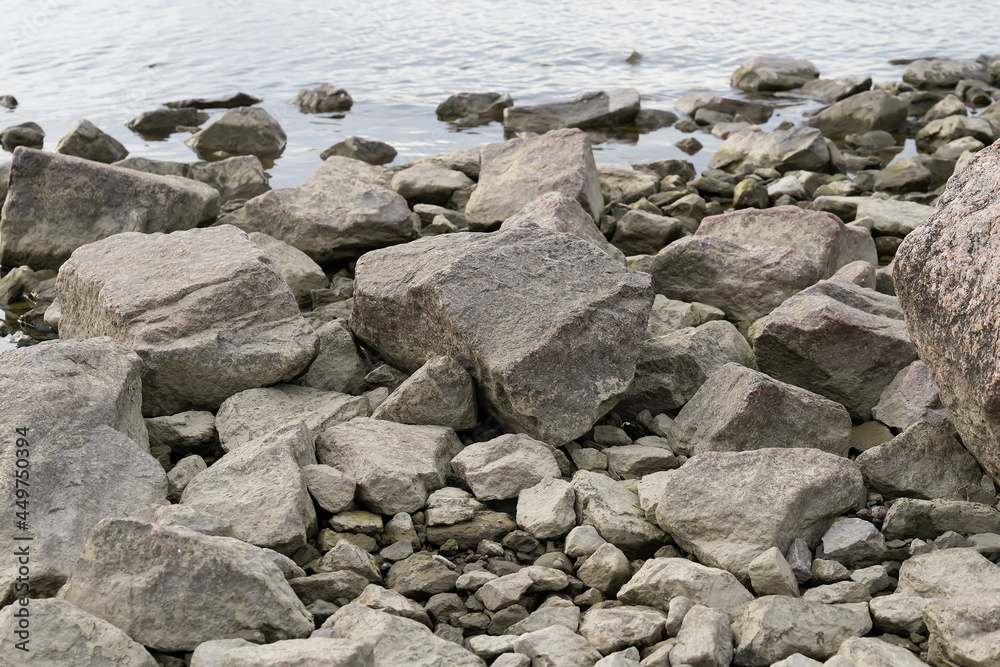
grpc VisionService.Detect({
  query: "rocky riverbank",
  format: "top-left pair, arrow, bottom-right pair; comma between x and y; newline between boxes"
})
2,54 -> 1000,666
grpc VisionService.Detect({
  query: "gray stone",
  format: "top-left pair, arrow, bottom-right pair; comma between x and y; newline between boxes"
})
355,583 -> 430,626
425,510 -> 517,550
293,319 -> 368,395
922,593 -> 1000,667
132,504 -> 236,539
673,363 -> 852,457
426,487 -> 482,526
896,547 -> 1000,599
566,525 -> 608,559
476,570 -> 534,611
748,547 -> 799,597
883,497 -> 1000,540
350,226 -> 652,444
186,106 -> 286,157
869,594 -> 928,635
903,58 -> 990,89
167,454 -> 206,500
302,464 -> 356,514
385,551 -> 459,599
146,410 -> 217,457
513,624 -> 603,667
807,91 -> 909,139
579,606 -> 666,656
506,600 -> 580,635
372,355 -> 477,430
248,231 -> 328,304
916,115 -> 997,153
799,581 -> 871,604
800,75 -> 872,103
831,260 -> 876,289
618,558 -> 753,620
451,433 -> 560,501
391,162 -> 473,206
436,91 -> 513,125
199,638 -> 373,666
605,445 -> 676,479
321,136 -> 397,165
786,539 -> 813,584
850,565 -> 889,595
836,637 -> 927,667
125,107 -> 209,135
811,559 -> 851,585
599,164 -> 660,205
55,119 -> 128,163
669,605 -> 733,667
855,198 -> 933,237
315,539 -> 381,583
517,477 -> 578,540
572,470 -> 667,553
709,125 -> 843,175
675,95 -> 773,123
612,210 -> 683,256
731,57 -> 819,92
0,122 -> 44,151
293,84 -> 352,112
645,295 -> 724,339
289,570 -> 369,605
115,154 -> 270,205
503,89 -> 640,134
164,92 -> 262,109
654,449 -> 864,582
466,128 -> 604,229
500,191 -> 625,264
819,519 -> 885,566
577,543 -> 631,597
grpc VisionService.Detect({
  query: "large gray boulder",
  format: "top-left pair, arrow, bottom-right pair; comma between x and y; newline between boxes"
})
651,235 -> 819,323
655,448 -> 864,582
695,205 -> 876,279
894,139 -> 1000,483
731,57 -> 820,92
503,89 -> 640,134
673,363 -> 852,457
903,58 -> 991,89
708,125 -> 843,174
185,106 -> 287,158
115,154 -> 270,205
56,225 -> 318,416
350,226 -> 652,444
617,558 -> 753,620
501,191 -> 626,263
807,90 -> 909,139
0,147 -> 219,270
753,278 -> 918,421
465,128 -> 604,230
58,518 -> 313,652
923,594 -> 1000,667
54,119 -> 128,163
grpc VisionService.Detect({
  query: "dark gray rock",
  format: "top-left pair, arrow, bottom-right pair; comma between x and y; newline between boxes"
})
164,92 -> 261,109
0,121 -> 44,150
807,90 -> 909,139
292,84 -> 353,112
55,119 -> 128,163
125,107 -> 209,135
730,57 -> 820,92
436,92 -> 513,126
503,88 -> 640,133
186,106 -> 287,158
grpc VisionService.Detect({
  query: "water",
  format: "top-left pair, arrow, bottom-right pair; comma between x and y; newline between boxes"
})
1,0 -> 999,350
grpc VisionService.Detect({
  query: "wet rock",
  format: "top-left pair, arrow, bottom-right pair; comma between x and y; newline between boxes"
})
617,320 -> 756,417
675,96 -> 774,124
0,598 -> 157,666
165,92 -> 261,109
800,75 -> 873,103
350,225 -> 651,444
248,231 -> 328,303
655,448 -> 864,582
856,422 -> 988,502
372,355 -> 477,430
896,547 -> 1000,598
0,121 -> 44,150
59,518 -> 312,652
0,147 -> 219,270
579,606 -> 666,656
186,106 -> 286,158
436,91 -> 513,125
731,56 -> 820,91
923,593 -> 1000,667
669,605 -> 733,667
733,597 -> 871,665
317,417 -> 462,514
611,210 -> 683,256
514,624 -> 602,666
500,191 -> 626,263
452,433 -> 561,501
572,470 -> 667,552
903,58 -> 990,89
709,125 -> 843,174
503,89 -> 640,134
675,136 -> 703,155
894,139 -> 1000,483
807,90 -> 909,139
636,108 -> 678,131
882,498 -> 1000,540
320,135 -> 397,164
0,95 -> 16,108
292,319 -> 368,395
466,128 -> 603,229
292,84 -> 353,112
125,107 -> 209,136
617,558 -> 753,620
818,518 -> 886,566
748,547 -> 799,597
752,278 -> 918,420
57,226 -> 317,415
115,155 -> 270,204
55,119 -> 128,163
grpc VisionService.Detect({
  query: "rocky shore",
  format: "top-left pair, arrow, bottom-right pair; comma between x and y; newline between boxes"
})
2,54 -> 1000,666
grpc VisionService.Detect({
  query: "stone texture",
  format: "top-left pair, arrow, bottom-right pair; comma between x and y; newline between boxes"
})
709,125 -> 843,175
302,464 -> 356,514
645,295 -> 725,339
293,319 -> 369,395
923,593 -> 1000,667
126,107 -> 209,135
883,499 -> 1000,540
248,231 -> 328,304
350,226 -> 652,444
503,89 -> 640,134
578,606 -> 665,656
617,558 -> 753,621
501,191 -> 625,263
807,90 -> 909,139
513,624 -> 603,667
895,547 -> 1000,599
55,119 -> 128,163
185,106 -> 287,158
748,547 -> 799,597
577,543 -> 631,597
731,57 -> 820,92
572,470 -> 667,553
452,434 -> 561,501
115,154 -> 270,205
436,91 -> 513,125
819,519 -> 886,566
871,361 -> 949,430
197,638 -> 374,667
321,136 -> 397,165
836,636 -> 928,667
856,198 -> 933,237
903,58 -> 990,89
669,605 -> 733,667
611,210 -> 683,256
372,355 -> 477,430
517,477 -> 577,539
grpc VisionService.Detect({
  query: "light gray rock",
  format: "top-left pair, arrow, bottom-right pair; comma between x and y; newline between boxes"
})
676,95 -> 774,123
799,580 -> 871,604
818,519 -> 885,566
466,128 -> 604,229
372,355 -> 477,430
617,558 -> 754,620
500,191 -> 626,264
850,564 -> 890,595
349,225 -> 652,444
55,118 -> 128,163
836,636 -> 927,667
288,570 -> 369,605
517,477 -> 577,540
316,541 -> 381,583
579,606 -> 666,656
923,593 -> 1000,667
855,198 -> 933,237
748,547 -> 799,597
598,164 -> 660,205
132,504 -> 236,539
811,559 -> 851,584
391,162 -> 473,206
807,91 -> 909,139
883,498 -> 1000,540
293,84 -> 353,112
577,543 -> 631,597
385,551 -> 460,600
645,295 -> 725,339
831,260 -> 876,289
293,319 -> 368,395
425,510 -> 518,550
800,75 -> 872,103
565,525 -> 608,559
302,464 -> 356,514
467,634 -> 519,661
503,89 -> 640,134
868,595 -> 928,635
0,147 -> 219,270
752,278 -> 918,421
186,106 -> 287,157
115,154 -> 270,205
915,115 -> 997,153
476,570 -> 534,611
167,454 -> 206,500
654,449 -> 864,582
145,410 -> 217,457
248,231 -> 328,304
731,57 -> 819,92
896,547 -> 1000,599
708,125 -> 843,175
871,361 -> 949,430
513,624 -> 603,667
605,445 -> 677,479
451,433 -> 560,501
506,599 -> 580,635
673,363 -> 852,457
572,470 -> 667,553
317,417 -> 463,514
58,518 -> 313,652
903,58 -> 990,89
612,210 -> 683,256
426,487 -> 482,526
669,605 -> 733,667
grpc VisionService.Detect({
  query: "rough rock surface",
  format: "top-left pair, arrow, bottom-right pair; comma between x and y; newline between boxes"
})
709,125 -> 843,174
731,57 -> 820,91
517,477 -> 577,539
56,225 -> 318,416
503,89 -> 640,134
501,191 -> 626,263
114,154 -> 270,204
55,119 -> 128,163
248,231 -> 328,304
195,637 -> 374,667
452,434 -> 561,501
807,90 -> 909,139
572,470 -> 667,553
292,320 -> 369,395
617,558 -> 754,620
185,106 -> 287,157
871,360 -> 949,430
372,355 -> 478,430
923,593 -> 1000,667
350,226 -> 652,444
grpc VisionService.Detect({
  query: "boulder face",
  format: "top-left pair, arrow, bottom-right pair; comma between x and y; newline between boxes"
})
465,128 -> 604,230
0,147 -> 220,270
56,225 -> 318,416
500,191 -> 626,264
696,205 -> 877,279
807,90 -> 909,139
185,106 -> 287,158
502,88 -> 640,134
350,226 -> 653,444
895,139 -> 1000,483
708,125 -> 843,174
730,57 -> 820,92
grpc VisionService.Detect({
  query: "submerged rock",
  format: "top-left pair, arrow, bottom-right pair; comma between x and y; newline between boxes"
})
164,92 -> 261,109
125,107 -> 209,135
503,88 -> 640,133
437,92 -> 513,125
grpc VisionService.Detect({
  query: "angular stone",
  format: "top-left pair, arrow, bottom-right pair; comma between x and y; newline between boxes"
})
676,96 -> 774,124
611,210 -> 683,256
186,106 -> 287,158
115,154 -> 270,205
836,636 -> 927,667
915,115 -> 996,153
577,543 -> 631,597
566,525 -> 608,559
466,128 -> 603,229
146,410 -> 217,457
517,477 -> 577,540
167,454 -> 206,500
293,319 -> 368,395
425,487 -> 482,526
501,191 -> 625,264
126,107 -> 209,135
321,135 -> 397,165
350,226 -> 652,444
903,58 -> 990,89
572,470 -> 667,553
819,519 -> 886,566
855,198 -> 933,237
476,570 -> 534,611
452,434 -> 561,501
248,231 -> 328,304
503,89 -> 640,134
645,295 -> 724,339
605,445 -> 676,479
807,91 -> 909,139
709,126 -> 843,175
896,547 -> 1000,599
923,594 -> 1000,667
196,638 -> 374,666
59,519 -> 312,652
800,75 -> 872,103
883,497 -> 1000,540
748,547 -> 799,597
669,605 -> 733,667
871,361 -> 949,430
436,91 -> 513,125
302,464 -> 356,514
391,162 -> 473,206
513,624 -> 603,667
869,595 -> 928,635
425,510 -> 517,550
579,606 -> 666,656
673,363 -> 852,457
617,558 -> 753,621
654,449 -> 864,582
831,260 -> 876,290
753,278 -> 918,420
372,355 -> 477,430
132,504 -> 235,539
731,57 -> 820,92
55,118 -> 128,163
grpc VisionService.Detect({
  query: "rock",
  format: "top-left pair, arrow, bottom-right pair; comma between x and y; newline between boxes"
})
752,278 -> 918,421
391,162 -> 473,206
855,198 -> 933,237
317,417 -> 462,514
426,487 -> 482,526
385,551 -> 460,599
325,603 -> 484,665
850,564 -> 890,595
317,541 -> 381,583
731,57 -> 820,91
476,570 -> 534,611
672,362 -> 852,457
645,295 -> 725,339
59,518 -> 312,651
924,93 -> 968,122
500,191 -> 626,264
125,107 -> 209,135
856,422 -> 988,501
612,210 -> 684,256
566,525 -> 608,559
882,499 -> 1000,540
579,607 -> 666,656
605,445 -> 677,479
216,383 -> 369,450
436,92 -> 513,125
133,504 -> 235,538
696,205 -> 877,279
869,595 -> 928,635
800,75 -> 873,103
572,470 -> 667,553
0,598 -> 157,665
466,128 -> 603,230
164,92 -> 262,109
811,559 -> 850,584
181,424 -> 317,555
819,519 -> 886,566
896,547 -> 1000,598
320,135 -> 397,165
807,91 -> 909,139
372,355 -> 477,430
616,320 -> 756,417
748,547 -> 799,597
732,178 -> 769,209
467,635 -> 519,661
618,558 -> 753,620
654,449 -> 864,582
923,594 -> 1000,667
0,95 -> 16,108
0,121 -> 44,150
675,96 -> 774,124
506,598 -> 579,635
425,509 -> 517,550
785,539 -> 813,585
513,624 -> 603,667
831,260 -> 876,288
599,164 -> 659,204
293,319 -> 368,395
903,58 -> 990,89
708,125 -> 843,175
668,605 -> 733,667
56,226 -> 317,415
291,83 -> 352,113
836,636 -> 928,667
577,543 -> 631,597
0,147 -> 219,270
247,231 -> 327,303
146,410 -> 218,457
733,597 -> 871,666
186,106 -> 286,158
503,89 -> 640,134
167,454 -> 206,500
55,119 -> 128,163
349,225 -> 652,444
195,638 -> 374,666
767,174 -> 808,200
453,433 -> 561,501
115,155 -> 270,204
894,140 -> 1000,483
